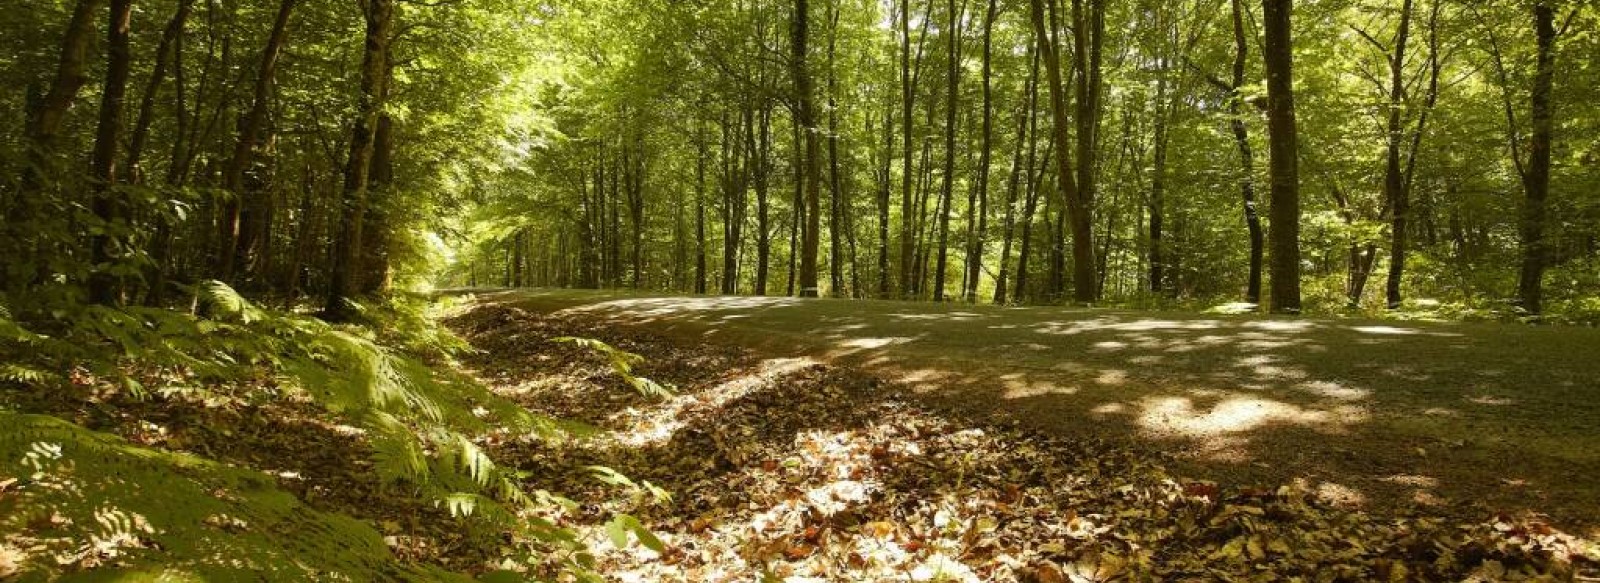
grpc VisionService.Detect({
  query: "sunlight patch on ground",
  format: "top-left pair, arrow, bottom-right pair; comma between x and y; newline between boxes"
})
1135,396 -> 1365,438
1095,370 -> 1128,386
1244,320 -> 1318,333
836,336 -> 915,349
1468,395 -> 1515,406
607,358 -> 818,448
557,296 -> 801,319
1033,318 -> 1223,336
1313,481 -> 1367,508
1297,381 -> 1371,401
1000,376 -> 1081,399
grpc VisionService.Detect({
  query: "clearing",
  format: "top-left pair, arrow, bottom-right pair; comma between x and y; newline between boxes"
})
471,288 -> 1600,534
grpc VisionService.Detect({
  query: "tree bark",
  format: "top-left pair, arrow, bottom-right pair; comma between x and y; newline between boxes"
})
826,2 -> 846,297
963,0 -> 996,303
324,0 -> 393,319
1028,0 -> 1087,305
1230,0 -> 1264,304
1262,0 -> 1301,313
1381,0 -> 1415,309
88,0 -> 137,305
1069,0 -> 1103,303
933,0 -> 961,302
19,0 -> 104,196
1517,1 -> 1555,315
994,47 -> 1036,305
218,0 -> 299,282
794,0 -> 822,298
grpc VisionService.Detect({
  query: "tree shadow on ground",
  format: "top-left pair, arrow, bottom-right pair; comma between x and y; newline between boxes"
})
442,295 -> 1597,580
491,289 -> 1600,533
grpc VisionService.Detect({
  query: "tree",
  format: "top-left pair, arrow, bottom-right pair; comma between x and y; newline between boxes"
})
1517,1 -> 1556,315
793,0 -> 823,298
87,0 -> 136,305
1262,0 -> 1301,313
325,0 -> 394,319
931,0 -> 961,302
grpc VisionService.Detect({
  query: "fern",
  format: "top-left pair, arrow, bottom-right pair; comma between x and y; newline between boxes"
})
0,412 -> 469,582
1,282 -> 604,579
552,336 -> 674,398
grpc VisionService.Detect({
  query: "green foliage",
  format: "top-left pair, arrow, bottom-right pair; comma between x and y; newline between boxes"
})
0,412 -> 467,581
0,283 -> 637,579
552,337 -> 674,398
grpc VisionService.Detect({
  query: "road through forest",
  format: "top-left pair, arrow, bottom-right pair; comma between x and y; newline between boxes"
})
471,288 -> 1600,533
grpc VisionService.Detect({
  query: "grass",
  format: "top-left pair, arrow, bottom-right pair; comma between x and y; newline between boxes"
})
480,287 -> 1600,534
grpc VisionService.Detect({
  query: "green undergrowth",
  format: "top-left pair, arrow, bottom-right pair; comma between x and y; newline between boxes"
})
0,285 -> 661,581
0,412 -> 466,582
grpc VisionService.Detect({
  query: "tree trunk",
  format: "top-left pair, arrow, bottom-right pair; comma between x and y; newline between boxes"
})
354,114 -> 395,295
794,0 -> 822,298
1381,0 -> 1415,309
19,0 -> 104,196
1517,1 -> 1555,315
898,0 -> 930,297
127,0 -> 196,184
1028,0 -> 1085,305
994,47 -> 1036,305
1068,0 -> 1103,303
88,0 -> 136,305
1262,0 -> 1301,313
963,0 -> 996,303
1149,71 -> 1168,294
324,0 -> 392,320
755,107 -> 773,295
826,2 -> 845,297
933,0 -> 961,302
9,0 -> 102,291
695,124 -> 709,294
1229,0 -> 1264,304
218,0 -> 299,282
877,95 -> 893,298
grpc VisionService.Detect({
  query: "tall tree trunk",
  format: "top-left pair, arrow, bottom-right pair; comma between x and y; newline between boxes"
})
964,0 -> 996,303
933,0 -> 962,302
1028,0 -> 1084,305
626,143 -> 645,289
826,2 -> 845,296
1262,0 -> 1301,313
794,0 -> 822,298
361,114 -> 395,294
1229,0 -> 1264,304
695,124 -> 709,294
897,0 -> 930,297
127,0 -> 196,184
755,107 -> 773,295
1517,1 -> 1555,315
10,0 -> 102,291
994,47 -> 1036,305
1381,0 -> 1415,309
146,1 -> 195,306
1068,0 -> 1103,303
788,115 -> 803,296
218,0 -> 298,282
1149,70 -> 1168,294
323,0 -> 392,319
88,0 -> 137,305
19,0 -> 104,196
877,95 -> 893,298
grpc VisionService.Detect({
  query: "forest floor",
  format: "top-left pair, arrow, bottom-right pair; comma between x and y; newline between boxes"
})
466,288 -> 1600,535
8,289 -> 1596,580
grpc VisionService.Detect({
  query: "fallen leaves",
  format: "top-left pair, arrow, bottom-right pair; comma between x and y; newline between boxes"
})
445,304 -> 1598,581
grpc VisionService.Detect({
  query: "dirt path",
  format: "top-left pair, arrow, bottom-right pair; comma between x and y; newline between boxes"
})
474,288 -> 1600,534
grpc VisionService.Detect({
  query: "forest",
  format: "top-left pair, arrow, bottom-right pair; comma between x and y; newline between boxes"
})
1,0 -> 1599,579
